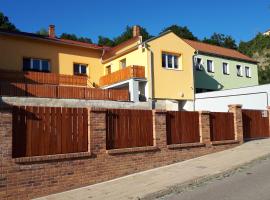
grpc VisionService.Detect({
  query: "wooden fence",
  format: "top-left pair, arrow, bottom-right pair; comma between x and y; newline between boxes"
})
210,112 -> 235,141
242,109 -> 270,139
106,109 -> 153,149
166,111 -> 200,144
0,70 -> 87,86
0,82 -> 130,101
12,106 -> 88,158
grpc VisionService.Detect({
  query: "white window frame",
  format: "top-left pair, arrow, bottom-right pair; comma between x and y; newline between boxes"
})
222,62 -> 230,75
207,59 -> 214,73
236,65 -> 243,77
245,66 -> 251,78
74,63 -> 88,75
162,53 -> 180,70
26,58 -> 50,72
195,57 -> 203,70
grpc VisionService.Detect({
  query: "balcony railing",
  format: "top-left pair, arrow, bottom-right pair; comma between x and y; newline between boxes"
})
99,65 -> 145,87
0,70 -> 88,86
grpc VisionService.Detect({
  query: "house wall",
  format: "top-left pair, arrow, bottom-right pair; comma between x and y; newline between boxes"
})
147,32 -> 195,100
195,54 -> 258,91
0,35 -> 104,86
102,46 -> 148,75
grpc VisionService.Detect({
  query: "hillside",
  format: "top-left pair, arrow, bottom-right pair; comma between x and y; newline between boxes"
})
239,33 -> 270,84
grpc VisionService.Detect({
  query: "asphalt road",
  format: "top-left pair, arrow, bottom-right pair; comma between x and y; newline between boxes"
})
157,156 -> 270,200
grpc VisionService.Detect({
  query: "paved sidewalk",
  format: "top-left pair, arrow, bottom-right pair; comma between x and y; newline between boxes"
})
36,139 -> 270,200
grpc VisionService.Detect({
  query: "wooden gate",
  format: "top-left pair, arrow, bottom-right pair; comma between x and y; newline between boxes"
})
242,109 -> 270,139
166,111 -> 200,144
106,109 -> 153,149
12,106 -> 88,158
210,112 -> 234,141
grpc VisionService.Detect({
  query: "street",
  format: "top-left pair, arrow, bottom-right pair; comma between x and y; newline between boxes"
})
157,155 -> 270,200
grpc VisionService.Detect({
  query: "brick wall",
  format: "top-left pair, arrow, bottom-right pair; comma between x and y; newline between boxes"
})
0,107 -> 242,200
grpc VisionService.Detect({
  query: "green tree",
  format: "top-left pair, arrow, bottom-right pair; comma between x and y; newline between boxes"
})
203,33 -> 237,49
160,24 -> 198,40
97,25 -> 153,47
0,12 -> 19,31
36,28 -> 48,36
258,66 -> 270,84
239,33 -> 270,56
98,36 -> 115,46
60,33 -> 92,43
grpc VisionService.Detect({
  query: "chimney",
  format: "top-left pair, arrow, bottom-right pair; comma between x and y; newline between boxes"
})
133,25 -> 140,37
48,25 -> 55,38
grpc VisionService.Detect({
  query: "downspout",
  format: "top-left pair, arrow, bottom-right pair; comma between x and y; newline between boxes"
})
192,50 -> 199,111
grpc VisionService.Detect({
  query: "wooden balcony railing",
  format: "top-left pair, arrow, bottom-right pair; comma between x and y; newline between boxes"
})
99,65 -> 145,87
0,70 -> 88,86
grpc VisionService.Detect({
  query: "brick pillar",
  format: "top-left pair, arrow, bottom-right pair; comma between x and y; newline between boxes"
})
228,104 -> 244,143
153,110 -> 167,149
0,109 -> 12,199
90,108 -> 107,155
199,111 -> 211,147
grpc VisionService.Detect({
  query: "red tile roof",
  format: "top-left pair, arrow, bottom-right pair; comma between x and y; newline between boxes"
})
183,39 -> 257,63
102,36 -> 141,61
0,29 -> 104,50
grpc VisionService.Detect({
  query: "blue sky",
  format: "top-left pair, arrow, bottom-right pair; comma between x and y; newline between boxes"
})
0,0 -> 269,44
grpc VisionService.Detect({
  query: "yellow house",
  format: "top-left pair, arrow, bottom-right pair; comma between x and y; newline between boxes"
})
0,25 -> 104,87
100,27 -> 195,109
0,25 -> 196,109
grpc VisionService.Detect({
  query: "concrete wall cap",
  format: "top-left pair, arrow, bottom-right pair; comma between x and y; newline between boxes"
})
228,104 -> 242,108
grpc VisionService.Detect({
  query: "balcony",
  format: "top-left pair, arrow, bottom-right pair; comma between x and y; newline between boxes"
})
0,70 -> 88,86
99,65 -> 145,87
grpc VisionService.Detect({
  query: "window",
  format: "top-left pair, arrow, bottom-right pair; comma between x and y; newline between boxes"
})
120,59 -> 126,69
106,65 -> 111,75
195,57 -> 203,70
162,52 -> 179,69
222,62 -> 229,75
236,65 -> 243,76
23,58 -> 50,72
207,60 -> 214,72
73,63 -> 88,76
245,66 -> 251,77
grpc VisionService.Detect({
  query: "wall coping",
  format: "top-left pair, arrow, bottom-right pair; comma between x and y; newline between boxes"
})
106,146 -> 159,155
211,140 -> 240,146
228,104 -> 242,108
14,151 -> 92,163
167,142 -> 205,149
198,111 -> 210,114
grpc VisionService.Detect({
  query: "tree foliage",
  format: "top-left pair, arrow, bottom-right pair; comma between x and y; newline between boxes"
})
203,33 -> 237,49
98,25 -> 153,47
36,28 -> 48,36
238,33 -> 270,57
0,12 -> 18,31
60,33 -> 92,43
160,24 -> 198,40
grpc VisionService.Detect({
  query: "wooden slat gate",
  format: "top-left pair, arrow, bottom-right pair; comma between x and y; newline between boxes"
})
106,109 -> 153,149
166,111 -> 200,144
242,109 -> 270,139
12,106 -> 88,158
210,112 -> 234,141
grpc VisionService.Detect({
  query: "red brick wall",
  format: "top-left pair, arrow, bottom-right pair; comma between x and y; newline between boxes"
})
0,108 -> 240,200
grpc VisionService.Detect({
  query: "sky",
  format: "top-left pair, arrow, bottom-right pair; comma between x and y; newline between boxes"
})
0,0 -> 269,44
